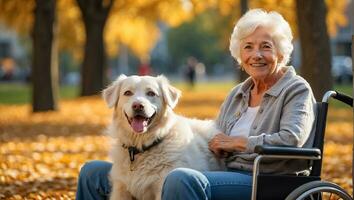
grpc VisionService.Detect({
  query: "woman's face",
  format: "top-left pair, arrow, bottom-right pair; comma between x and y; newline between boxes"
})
240,26 -> 281,80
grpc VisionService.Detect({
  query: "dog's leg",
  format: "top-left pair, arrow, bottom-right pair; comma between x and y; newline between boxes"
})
139,188 -> 156,200
137,181 -> 163,200
154,188 -> 162,200
110,181 -> 133,200
153,180 -> 166,200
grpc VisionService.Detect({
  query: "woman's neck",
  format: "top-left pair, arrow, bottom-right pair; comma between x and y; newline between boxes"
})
251,67 -> 285,95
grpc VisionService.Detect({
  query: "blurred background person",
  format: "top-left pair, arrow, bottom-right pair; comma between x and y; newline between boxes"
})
184,56 -> 197,88
138,58 -> 152,76
0,57 -> 16,81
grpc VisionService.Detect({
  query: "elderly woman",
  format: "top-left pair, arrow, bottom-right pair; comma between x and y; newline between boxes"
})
161,9 -> 316,200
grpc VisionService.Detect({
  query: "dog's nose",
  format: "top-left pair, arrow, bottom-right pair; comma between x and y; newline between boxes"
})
132,102 -> 144,111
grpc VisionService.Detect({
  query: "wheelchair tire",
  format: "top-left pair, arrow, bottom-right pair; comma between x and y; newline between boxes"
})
285,180 -> 352,200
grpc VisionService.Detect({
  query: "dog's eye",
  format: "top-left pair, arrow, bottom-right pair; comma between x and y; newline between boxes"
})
147,91 -> 156,97
124,91 -> 133,96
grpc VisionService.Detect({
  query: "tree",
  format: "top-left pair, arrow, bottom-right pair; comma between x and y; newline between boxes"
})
0,0 -> 76,112
77,0 -> 199,95
76,0 -> 114,96
296,0 -> 332,100
0,0 -> 58,112
32,0 -> 58,111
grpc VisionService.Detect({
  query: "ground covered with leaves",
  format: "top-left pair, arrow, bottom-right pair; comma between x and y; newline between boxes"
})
0,89 -> 353,199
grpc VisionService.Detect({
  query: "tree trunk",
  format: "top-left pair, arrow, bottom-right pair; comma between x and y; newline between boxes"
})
238,0 -> 249,82
296,0 -> 332,101
32,0 -> 58,112
77,0 -> 113,96
81,21 -> 106,96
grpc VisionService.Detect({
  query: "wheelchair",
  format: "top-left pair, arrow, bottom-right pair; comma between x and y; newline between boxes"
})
251,90 -> 353,200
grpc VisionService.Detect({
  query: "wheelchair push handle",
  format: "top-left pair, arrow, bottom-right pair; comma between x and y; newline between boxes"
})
333,91 -> 353,107
322,90 -> 353,107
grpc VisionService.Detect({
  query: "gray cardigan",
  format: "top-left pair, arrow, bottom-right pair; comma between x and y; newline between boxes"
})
216,66 -> 317,174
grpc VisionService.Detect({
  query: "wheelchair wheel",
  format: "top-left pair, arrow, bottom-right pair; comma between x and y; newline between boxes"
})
285,180 -> 352,200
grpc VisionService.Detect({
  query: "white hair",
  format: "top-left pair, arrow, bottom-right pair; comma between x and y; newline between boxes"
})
229,9 -> 293,66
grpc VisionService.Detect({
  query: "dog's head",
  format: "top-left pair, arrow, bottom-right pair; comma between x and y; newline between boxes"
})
103,74 -> 181,134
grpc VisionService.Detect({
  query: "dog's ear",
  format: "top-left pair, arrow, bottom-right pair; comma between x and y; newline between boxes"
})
158,75 -> 181,109
102,74 -> 127,108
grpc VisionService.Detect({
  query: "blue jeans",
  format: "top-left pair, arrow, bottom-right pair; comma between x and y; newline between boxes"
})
162,168 -> 252,200
76,160 -> 112,200
76,161 -> 252,200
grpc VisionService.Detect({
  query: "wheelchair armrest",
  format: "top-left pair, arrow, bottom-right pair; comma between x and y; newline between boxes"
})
254,145 -> 321,157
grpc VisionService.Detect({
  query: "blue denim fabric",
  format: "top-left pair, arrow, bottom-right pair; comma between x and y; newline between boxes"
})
76,162 -> 252,200
76,160 -> 112,200
161,168 -> 252,200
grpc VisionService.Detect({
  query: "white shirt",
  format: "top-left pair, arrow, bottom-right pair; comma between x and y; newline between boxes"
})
230,106 -> 259,137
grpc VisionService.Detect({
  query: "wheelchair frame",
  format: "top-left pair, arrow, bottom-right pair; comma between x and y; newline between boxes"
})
251,90 -> 353,200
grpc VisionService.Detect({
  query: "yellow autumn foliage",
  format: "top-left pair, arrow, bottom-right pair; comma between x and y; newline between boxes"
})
56,0 -> 85,60
0,0 -> 350,60
105,16 -> 160,59
0,0 -> 34,33
326,0 -> 349,36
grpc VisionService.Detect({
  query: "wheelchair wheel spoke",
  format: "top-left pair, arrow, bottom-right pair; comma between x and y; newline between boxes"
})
286,181 -> 352,200
336,195 -> 343,200
299,189 -> 349,200
310,194 -> 315,200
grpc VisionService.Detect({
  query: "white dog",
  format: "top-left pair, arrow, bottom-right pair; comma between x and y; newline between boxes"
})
103,75 -> 222,200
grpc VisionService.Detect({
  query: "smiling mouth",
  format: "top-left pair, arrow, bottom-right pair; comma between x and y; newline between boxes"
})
125,112 -> 156,133
251,63 -> 267,67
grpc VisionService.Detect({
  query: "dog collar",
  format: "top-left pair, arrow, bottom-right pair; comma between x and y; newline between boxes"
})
122,138 -> 163,162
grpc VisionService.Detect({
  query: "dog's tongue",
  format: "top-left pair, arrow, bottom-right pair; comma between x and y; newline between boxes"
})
131,118 -> 148,133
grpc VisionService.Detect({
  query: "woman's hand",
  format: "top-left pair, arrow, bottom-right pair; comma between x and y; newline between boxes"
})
208,133 -> 248,158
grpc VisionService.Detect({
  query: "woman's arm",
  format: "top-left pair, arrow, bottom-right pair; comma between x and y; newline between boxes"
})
245,84 -> 316,153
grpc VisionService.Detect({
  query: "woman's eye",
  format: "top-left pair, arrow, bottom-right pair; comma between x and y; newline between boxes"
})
262,44 -> 272,49
147,91 -> 156,97
244,45 -> 252,49
124,91 -> 133,96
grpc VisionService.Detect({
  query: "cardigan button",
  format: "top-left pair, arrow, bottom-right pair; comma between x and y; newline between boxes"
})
235,112 -> 241,118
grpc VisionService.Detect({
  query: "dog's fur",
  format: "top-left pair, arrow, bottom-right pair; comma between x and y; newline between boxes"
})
103,75 -> 222,200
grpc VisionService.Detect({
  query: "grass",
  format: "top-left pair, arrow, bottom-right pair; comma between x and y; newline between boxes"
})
327,84 -> 353,108
174,81 -> 236,92
0,82 -> 352,107
0,83 -> 79,104
334,84 -> 353,95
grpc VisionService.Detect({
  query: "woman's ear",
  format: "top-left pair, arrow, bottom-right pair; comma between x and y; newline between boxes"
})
102,74 -> 127,108
278,54 -> 284,64
157,75 -> 181,109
